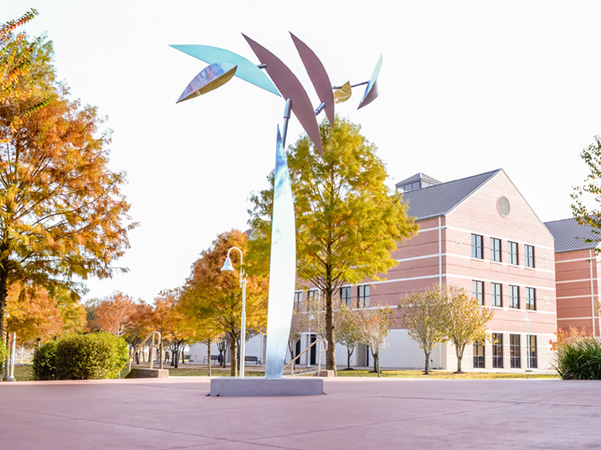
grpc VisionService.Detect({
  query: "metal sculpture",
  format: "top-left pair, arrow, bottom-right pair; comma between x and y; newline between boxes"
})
173,34 -> 381,380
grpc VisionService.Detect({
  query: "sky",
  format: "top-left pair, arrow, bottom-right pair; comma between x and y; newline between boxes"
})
2,1 -> 601,303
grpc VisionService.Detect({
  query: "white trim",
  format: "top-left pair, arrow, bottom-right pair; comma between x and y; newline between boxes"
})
444,225 -> 555,251
558,316 -> 598,321
438,217 -> 443,286
371,274 -> 441,285
557,294 -> 594,300
395,254 -> 439,263
417,226 -> 440,234
445,273 -> 555,291
556,256 -> 600,264
556,279 -> 592,284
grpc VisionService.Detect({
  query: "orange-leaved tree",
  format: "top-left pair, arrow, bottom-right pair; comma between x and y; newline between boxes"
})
180,229 -> 268,376
88,292 -> 138,337
0,13 -> 135,341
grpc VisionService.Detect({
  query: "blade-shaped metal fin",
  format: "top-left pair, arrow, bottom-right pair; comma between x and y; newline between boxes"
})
358,55 -> 383,109
290,32 -> 335,127
176,63 -> 237,103
171,44 -> 281,97
264,125 -> 297,379
243,34 -> 323,156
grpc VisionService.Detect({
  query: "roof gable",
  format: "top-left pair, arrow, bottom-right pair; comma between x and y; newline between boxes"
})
403,169 -> 501,220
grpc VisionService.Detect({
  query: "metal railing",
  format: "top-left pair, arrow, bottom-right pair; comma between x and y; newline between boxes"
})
283,339 -> 327,375
128,331 -> 162,373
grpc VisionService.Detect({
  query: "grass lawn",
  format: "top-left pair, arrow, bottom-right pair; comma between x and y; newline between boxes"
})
4,364 -> 558,381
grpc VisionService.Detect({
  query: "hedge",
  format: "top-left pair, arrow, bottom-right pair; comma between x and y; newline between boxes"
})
33,333 -> 128,380
557,338 -> 601,380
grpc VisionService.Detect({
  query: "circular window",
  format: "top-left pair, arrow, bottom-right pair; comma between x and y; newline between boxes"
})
497,196 -> 510,217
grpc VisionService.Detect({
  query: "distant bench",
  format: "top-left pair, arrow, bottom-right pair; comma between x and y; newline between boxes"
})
203,355 -> 220,364
245,356 -> 262,366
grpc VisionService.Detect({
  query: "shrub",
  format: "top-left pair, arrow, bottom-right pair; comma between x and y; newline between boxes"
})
33,342 -> 58,380
55,333 -> 128,380
557,338 -> 601,380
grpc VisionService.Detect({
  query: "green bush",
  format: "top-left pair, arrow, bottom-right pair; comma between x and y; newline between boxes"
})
557,338 -> 601,380
33,341 -> 58,380
55,333 -> 128,380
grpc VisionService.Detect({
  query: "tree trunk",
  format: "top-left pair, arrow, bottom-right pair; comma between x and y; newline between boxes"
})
373,350 -> 380,377
455,344 -> 465,373
325,288 -> 337,374
207,339 -> 212,377
347,347 -> 354,370
230,335 -> 238,377
0,269 -> 8,377
424,350 -> 431,374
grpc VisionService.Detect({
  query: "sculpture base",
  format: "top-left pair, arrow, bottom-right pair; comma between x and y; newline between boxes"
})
210,377 -> 323,397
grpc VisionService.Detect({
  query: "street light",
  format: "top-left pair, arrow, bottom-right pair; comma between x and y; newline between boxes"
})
221,246 -> 247,378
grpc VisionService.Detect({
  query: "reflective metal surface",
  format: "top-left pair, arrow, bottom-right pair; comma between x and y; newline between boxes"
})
264,125 -> 296,379
290,33 -> 335,126
333,81 -> 352,103
357,55 -> 383,109
243,34 -> 324,156
171,44 -> 280,96
176,63 -> 238,103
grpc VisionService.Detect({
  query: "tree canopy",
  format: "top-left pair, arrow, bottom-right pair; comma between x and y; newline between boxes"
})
572,135 -> 601,243
0,12 -> 135,339
249,117 -> 417,372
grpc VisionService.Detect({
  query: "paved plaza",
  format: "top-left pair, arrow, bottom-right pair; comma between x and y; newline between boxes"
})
1,377 -> 601,449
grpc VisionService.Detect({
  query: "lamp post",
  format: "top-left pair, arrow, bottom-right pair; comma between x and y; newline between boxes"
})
221,247 -> 247,378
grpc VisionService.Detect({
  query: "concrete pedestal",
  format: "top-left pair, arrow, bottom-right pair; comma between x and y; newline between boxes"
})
210,377 -> 323,397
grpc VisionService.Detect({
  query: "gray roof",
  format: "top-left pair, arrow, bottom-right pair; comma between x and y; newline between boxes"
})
395,173 -> 441,189
544,218 -> 601,253
403,169 -> 501,220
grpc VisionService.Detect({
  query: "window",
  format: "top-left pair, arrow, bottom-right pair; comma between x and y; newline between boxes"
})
525,245 -> 535,268
510,334 -> 521,368
293,291 -> 302,311
307,289 -> 319,306
357,284 -> 370,308
473,341 -> 485,368
492,333 -> 503,368
526,287 -> 536,311
509,285 -> 519,309
490,238 -> 501,262
472,280 -> 484,305
340,286 -> 352,307
528,335 -> 538,369
508,241 -> 519,265
472,234 -> 483,259
491,283 -> 502,307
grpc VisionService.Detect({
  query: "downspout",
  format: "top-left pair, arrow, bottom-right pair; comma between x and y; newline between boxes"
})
590,249 -> 597,337
438,216 -> 443,286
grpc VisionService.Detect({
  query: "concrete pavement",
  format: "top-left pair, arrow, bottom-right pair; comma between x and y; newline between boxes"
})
1,377 -> 601,449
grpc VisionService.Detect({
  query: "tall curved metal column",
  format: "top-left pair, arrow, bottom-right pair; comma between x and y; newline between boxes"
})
264,120 -> 296,379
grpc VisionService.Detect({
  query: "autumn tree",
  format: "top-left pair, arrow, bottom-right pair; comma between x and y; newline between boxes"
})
444,285 -> 494,373
180,230 -> 268,376
572,135 -> 601,244
288,311 -> 309,370
0,13 -> 135,341
249,117 -> 417,373
336,304 -> 361,370
399,286 -> 449,374
357,305 -> 394,377
88,292 -> 138,337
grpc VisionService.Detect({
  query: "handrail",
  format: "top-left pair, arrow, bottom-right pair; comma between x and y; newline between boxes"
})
128,331 -> 162,373
283,339 -> 327,375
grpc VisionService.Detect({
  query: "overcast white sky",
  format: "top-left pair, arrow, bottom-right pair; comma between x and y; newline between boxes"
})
2,1 -> 601,303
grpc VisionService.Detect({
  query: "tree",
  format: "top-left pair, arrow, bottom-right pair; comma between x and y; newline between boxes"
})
287,310 -> 309,370
357,305 -> 394,377
336,304 -> 361,370
249,118 -> 417,373
399,286 -> 449,374
88,292 -> 138,337
180,230 -> 268,376
444,285 -> 494,373
572,135 -> 601,243
0,14 -> 135,341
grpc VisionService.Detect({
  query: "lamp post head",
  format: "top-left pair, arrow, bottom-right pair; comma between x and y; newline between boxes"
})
221,255 -> 235,272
